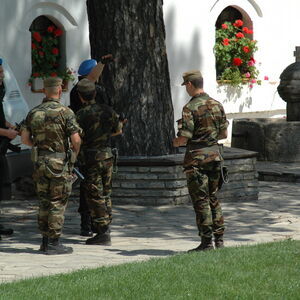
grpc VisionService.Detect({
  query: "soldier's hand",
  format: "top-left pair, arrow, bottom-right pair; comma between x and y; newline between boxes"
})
6,128 -> 18,140
173,136 -> 188,147
173,138 -> 180,148
100,54 -> 114,64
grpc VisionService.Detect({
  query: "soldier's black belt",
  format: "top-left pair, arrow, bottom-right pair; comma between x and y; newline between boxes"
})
85,147 -> 111,152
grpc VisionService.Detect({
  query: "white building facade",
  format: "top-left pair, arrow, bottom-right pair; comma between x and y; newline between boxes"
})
163,0 -> 300,125
1,0 -> 299,142
0,0 -> 90,109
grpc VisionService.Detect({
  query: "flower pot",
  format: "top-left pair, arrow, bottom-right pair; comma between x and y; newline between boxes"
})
217,79 -> 251,85
31,78 -> 44,92
62,80 -> 69,92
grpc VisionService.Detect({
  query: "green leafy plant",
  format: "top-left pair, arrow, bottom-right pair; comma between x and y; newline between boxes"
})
29,26 -> 75,86
214,19 -> 261,87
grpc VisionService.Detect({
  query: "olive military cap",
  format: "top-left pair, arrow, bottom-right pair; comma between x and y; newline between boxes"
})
77,78 -> 96,93
44,77 -> 63,88
181,70 -> 203,85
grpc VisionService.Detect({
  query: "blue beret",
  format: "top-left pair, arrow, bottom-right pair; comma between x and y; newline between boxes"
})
78,59 -> 97,76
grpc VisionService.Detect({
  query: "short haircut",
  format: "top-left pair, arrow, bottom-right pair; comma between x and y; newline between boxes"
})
45,86 -> 60,95
78,90 -> 96,101
190,77 -> 203,89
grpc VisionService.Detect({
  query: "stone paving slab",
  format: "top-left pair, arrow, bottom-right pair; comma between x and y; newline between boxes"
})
1,181 -> 300,283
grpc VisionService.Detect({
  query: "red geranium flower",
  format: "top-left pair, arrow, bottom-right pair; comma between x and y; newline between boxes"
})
54,28 -> 63,37
52,48 -> 59,55
243,46 -> 250,53
233,19 -> 243,27
236,32 -> 245,39
233,57 -> 243,66
50,72 -> 58,77
32,72 -> 40,78
221,23 -> 228,29
248,58 -> 255,66
39,51 -> 44,57
242,27 -> 249,34
222,38 -> 230,46
31,43 -> 37,50
33,32 -> 42,42
47,26 -> 55,33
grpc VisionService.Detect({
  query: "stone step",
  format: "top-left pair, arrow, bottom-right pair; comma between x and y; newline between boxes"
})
257,161 -> 300,182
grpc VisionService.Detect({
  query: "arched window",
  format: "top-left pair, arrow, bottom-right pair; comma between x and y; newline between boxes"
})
216,6 -> 243,30
214,6 -> 257,85
29,16 -> 73,91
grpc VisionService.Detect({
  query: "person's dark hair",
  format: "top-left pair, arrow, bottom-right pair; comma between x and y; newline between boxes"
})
78,90 -> 96,101
190,78 -> 203,89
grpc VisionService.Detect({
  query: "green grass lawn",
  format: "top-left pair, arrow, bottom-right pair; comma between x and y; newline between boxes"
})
1,240 -> 300,300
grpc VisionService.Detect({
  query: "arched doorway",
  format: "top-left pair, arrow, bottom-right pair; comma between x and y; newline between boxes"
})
214,6 -> 256,84
29,16 -> 72,91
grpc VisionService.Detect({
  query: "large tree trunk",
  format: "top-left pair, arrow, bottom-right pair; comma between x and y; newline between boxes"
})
86,0 -> 175,156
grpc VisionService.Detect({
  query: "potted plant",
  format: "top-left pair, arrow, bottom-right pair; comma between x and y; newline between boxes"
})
214,19 -> 261,87
58,67 -> 76,91
28,25 -> 75,92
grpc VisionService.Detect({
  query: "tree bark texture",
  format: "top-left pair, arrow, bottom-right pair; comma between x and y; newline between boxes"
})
86,0 -> 175,156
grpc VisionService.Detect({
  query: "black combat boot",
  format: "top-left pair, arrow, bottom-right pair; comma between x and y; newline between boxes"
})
46,238 -> 73,255
214,235 -> 224,249
188,237 -> 214,252
39,236 -> 48,252
86,226 -> 111,246
80,213 -> 93,236
0,224 -> 13,235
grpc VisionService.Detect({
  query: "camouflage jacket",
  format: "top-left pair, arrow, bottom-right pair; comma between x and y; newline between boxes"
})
178,93 -> 228,167
76,100 -> 122,160
23,97 -> 81,153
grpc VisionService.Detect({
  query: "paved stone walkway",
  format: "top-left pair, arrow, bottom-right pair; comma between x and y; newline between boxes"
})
1,180 -> 300,283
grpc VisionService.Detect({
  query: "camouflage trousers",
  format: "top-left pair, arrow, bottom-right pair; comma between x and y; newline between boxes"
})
81,157 -> 113,232
33,158 -> 72,239
186,161 -> 225,239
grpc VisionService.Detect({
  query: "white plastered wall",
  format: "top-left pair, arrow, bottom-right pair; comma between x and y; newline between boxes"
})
163,0 -> 300,143
0,0 -> 90,109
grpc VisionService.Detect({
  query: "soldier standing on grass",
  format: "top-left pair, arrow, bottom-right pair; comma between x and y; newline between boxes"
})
21,77 -> 81,255
76,79 -> 124,246
173,70 -> 228,251
0,58 -> 17,240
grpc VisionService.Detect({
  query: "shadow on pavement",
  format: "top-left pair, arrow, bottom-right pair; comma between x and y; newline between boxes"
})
106,248 -> 177,256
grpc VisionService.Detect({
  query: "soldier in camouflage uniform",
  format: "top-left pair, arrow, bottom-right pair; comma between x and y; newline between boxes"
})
69,54 -> 113,237
173,70 -> 229,251
21,77 -> 81,255
76,79 -> 123,245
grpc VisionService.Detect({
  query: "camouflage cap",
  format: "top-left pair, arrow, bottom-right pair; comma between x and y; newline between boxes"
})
77,78 -> 96,93
181,70 -> 203,85
44,77 -> 63,88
